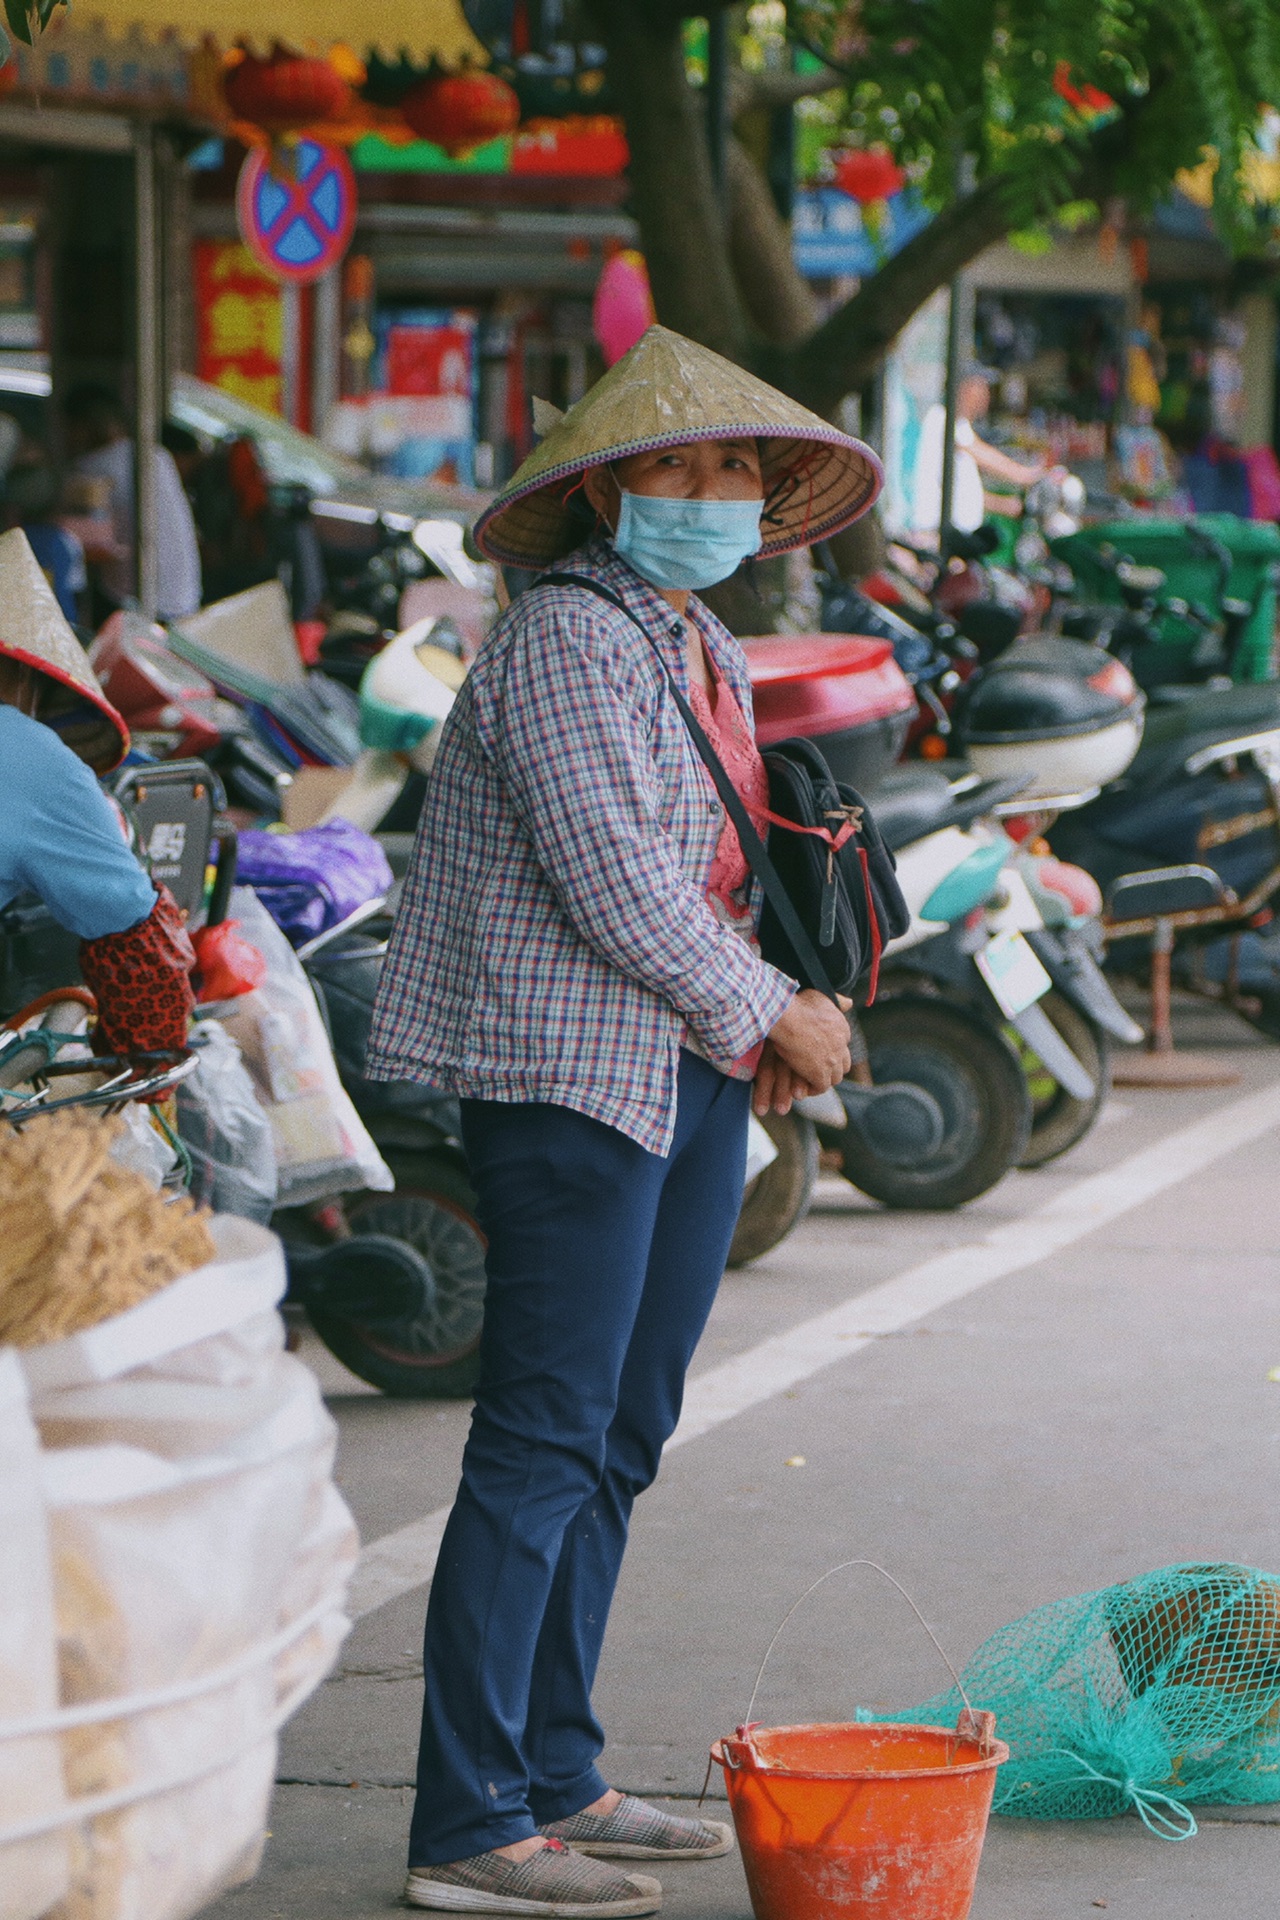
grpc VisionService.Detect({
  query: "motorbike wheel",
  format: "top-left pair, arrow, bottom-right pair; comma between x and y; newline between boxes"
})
306,1150 -> 486,1399
839,996 -> 1031,1210
727,1110 -> 818,1269
1013,990 -> 1112,1169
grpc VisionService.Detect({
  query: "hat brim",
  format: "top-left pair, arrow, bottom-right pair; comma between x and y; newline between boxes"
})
474,423 -> 882,569
2,644 -> 130,773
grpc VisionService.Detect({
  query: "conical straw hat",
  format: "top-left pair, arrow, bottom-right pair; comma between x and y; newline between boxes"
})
473,325 -> 883,568
0,528 -> 128,770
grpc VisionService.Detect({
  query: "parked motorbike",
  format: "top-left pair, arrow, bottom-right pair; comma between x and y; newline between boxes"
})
1046,680 -> 1280,1036
1055,530 -> 1271,694
820,764 -> 1140,1204
1052,514 -> 1280,691
745,625 -> 1140,1201
274,912 -> 490,1397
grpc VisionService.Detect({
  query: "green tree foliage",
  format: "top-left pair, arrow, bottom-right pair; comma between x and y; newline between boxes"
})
0,0 -> 67,64
794,0 -> 1280,242
588,0 -> 1280,413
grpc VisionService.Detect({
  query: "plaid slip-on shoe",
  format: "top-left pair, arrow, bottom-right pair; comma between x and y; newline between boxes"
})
404,1837 -> 663,1916
540,1795 -> 733,1862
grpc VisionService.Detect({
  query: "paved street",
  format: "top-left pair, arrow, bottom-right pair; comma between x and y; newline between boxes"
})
213,999 -> 1280,1920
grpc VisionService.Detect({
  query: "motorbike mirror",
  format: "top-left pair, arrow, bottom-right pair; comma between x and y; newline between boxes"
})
1106,864 -> 1233,924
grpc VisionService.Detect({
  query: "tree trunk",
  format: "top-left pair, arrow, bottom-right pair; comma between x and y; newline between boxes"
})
588,0 -> 748,362
593,1 -> 1015,408
782,174 -> 1015,415
726,135 -> 820,348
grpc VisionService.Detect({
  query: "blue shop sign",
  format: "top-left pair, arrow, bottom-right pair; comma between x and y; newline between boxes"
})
793,186 -> 931,278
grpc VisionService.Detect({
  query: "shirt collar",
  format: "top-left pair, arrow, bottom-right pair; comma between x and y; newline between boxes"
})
569,533 -> 743,683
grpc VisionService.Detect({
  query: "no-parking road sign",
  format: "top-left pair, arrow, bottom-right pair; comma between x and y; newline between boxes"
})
236,138 -> 357,285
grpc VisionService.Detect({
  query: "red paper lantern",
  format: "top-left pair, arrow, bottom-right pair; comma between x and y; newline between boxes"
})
400,70 -> 521,155
833,147 -> 905,205
1052,61 -> 1114,118
224,47 -> 353,135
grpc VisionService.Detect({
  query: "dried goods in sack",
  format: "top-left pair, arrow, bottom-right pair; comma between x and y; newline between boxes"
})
17,1218 -> 357,1920
0,1351 -> 69,1920
879,1563 -> 1280,1837
0,1110 -> 214,1348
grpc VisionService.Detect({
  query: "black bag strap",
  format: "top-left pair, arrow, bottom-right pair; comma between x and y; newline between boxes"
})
536,571 -> 840,1002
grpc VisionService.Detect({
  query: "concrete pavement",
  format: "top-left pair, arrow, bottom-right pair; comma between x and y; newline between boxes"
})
211,997 -> 1280,1920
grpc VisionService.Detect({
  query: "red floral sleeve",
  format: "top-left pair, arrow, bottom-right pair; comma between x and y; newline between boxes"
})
80,884 -> 196,1057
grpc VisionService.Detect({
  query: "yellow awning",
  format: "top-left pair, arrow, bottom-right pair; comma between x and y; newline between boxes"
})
70,0 -> 486,63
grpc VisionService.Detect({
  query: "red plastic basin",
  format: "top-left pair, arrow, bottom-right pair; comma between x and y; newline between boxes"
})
743,634 -> 916,747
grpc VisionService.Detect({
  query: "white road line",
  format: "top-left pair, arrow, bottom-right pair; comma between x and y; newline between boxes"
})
346,1078 -> 1280,1621
347,1507 -> 452,1621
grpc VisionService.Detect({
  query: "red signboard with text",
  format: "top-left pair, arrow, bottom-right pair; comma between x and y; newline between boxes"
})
194,241 -> 283,416
385,322 -> 472,398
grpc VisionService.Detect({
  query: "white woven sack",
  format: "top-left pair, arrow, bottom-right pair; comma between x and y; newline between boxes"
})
19,1216 -> 286,1400
10,1218 -> 356,1920
38,1352 -> 355,1920
0,1350 -> 69,1920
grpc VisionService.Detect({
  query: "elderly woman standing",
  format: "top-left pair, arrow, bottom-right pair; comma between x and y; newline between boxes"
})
368,326 -> 882,1918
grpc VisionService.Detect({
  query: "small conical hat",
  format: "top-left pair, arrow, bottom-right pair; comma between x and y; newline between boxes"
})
0,528 -> 128,770
474,325 -> 882,567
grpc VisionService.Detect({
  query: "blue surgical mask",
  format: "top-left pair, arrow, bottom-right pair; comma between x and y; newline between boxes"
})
612,489 -> 763,591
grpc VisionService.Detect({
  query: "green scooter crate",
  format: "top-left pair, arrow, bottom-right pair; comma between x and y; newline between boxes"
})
1052,513 -> 1280,683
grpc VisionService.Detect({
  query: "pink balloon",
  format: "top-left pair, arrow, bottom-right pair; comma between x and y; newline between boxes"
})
593,250 -> 656,367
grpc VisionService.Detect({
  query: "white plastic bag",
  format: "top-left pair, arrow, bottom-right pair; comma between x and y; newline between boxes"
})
176,1021 -> 278,1224
0,1350 -> 69,1920
219,887 -> 392,1207
15,1217 -> 359,1920
108,1107 -> 178,1191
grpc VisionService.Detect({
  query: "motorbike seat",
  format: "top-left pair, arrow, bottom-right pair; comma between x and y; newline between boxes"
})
871,768 -> 961,851
1130,681 -> 1280,786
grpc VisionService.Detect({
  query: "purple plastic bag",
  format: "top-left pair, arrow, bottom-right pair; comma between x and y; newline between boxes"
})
235,820 -> 394,947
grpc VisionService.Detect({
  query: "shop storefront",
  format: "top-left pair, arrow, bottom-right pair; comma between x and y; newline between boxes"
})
0,0 -> 497,608
187,126 -> 633,490
866,216 -> 1280,533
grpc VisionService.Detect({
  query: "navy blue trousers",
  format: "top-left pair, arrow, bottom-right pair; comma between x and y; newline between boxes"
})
408,1051 -> 750,1865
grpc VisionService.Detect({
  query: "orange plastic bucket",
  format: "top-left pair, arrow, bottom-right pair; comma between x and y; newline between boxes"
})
712,1713 -> 1008,1920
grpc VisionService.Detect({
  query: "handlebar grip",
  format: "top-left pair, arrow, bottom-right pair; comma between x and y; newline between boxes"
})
206,824 -> 238,929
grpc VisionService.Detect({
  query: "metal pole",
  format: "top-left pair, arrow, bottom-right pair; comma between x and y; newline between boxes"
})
311,266 -> 341,444
281,282 -> 301,428
706,11 -> 729,206
938,275 -> 961,550
1148,918 -> 1175,1054
133,120 -> 159,619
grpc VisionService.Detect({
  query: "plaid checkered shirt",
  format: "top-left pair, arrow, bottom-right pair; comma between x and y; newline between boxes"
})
366,536 -> 797,1155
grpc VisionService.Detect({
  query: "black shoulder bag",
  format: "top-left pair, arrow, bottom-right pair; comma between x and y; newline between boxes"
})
537,574 -> 909,1003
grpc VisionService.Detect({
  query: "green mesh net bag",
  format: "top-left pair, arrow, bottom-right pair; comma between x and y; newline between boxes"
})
871,1564 -> 1280,1839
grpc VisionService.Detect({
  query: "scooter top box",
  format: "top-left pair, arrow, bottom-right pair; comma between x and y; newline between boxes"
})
743,634 -> 917,791
956,636 -> 1145,801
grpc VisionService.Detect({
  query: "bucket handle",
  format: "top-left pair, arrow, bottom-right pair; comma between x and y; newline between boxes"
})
741,1559 -> 994,1757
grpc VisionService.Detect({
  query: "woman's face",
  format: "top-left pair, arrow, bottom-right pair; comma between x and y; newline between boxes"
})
582,437 -> 764,527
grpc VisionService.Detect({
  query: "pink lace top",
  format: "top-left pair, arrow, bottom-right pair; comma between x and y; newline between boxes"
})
688,655 -> 771,1075
688,662 -> 768,925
